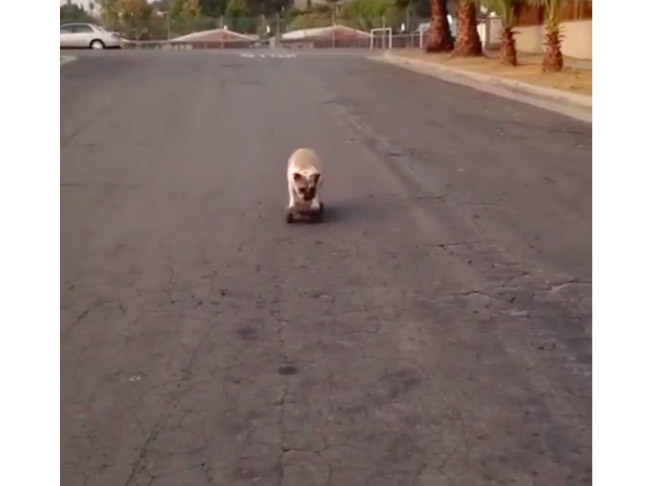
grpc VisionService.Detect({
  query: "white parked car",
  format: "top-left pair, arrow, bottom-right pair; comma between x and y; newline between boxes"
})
60,23 -> 121,49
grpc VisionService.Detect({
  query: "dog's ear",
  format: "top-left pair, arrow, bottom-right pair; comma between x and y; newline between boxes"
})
293,173 -> 303,182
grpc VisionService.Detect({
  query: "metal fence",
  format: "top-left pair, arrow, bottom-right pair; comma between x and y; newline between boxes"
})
100,15 -> 429,44
477,16 -> 504,50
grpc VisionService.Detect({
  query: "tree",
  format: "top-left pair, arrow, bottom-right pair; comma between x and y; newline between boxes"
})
225,0 -> 249,17
116,0 -> 153,19
99,0 -> 120,27
199,0 -> 222,17
169,0 -> 184,18
61,4 -> 93,23
149,0 -> 168,12
324,0 -> 336,24
414,0 -> 431,17
339,0 -> 404,30
425,0 -> 453,52
453,0 -> 482,56
288,12 -> 332,30
114,0 -> 153,33
181,0 -> 202,21
527,0 -> 564,71
485,0 -> 524,65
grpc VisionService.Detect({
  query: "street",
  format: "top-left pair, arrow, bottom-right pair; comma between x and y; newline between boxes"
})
61,49 -> 592,486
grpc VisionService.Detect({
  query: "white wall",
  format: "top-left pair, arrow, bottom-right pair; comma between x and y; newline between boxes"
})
514,19 -> 592,60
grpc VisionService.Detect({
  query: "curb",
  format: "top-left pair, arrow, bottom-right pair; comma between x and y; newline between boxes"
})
60,55 -> 77,67
372,52 -> 592,121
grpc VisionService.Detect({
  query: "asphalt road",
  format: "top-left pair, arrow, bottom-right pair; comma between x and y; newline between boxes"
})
61,49 -> 592,486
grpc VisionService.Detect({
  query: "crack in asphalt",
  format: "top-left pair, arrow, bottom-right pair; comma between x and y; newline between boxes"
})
123,416 -> 165,486
62,298 -> 106,340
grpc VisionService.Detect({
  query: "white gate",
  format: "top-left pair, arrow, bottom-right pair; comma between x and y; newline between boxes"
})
369,28 -> 392,49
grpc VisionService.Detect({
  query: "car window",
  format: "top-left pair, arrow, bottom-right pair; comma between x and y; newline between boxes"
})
73,25 -> 93,33
60,26 -> 73,34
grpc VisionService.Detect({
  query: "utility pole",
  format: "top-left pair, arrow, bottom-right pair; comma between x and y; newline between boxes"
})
406,1 -> 411,32
165,0 -> 171,42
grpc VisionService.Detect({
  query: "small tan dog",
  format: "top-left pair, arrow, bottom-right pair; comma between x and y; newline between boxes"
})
286,148 -> 324,223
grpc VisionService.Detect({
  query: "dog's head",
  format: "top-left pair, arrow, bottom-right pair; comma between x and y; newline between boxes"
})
292,171 -> 320,201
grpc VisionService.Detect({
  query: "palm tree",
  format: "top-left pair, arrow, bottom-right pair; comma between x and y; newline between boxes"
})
527,0 -> 564,71
490,0 -> 525,65
426,0 -> 454,52
100,0 -> 120,28
453,0 -> 482,56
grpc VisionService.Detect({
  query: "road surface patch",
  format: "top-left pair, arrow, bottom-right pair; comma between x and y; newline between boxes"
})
60,55 -> 77,66
239,53 -> 296,59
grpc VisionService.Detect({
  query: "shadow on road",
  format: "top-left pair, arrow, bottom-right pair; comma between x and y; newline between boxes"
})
320,198 -> 406,224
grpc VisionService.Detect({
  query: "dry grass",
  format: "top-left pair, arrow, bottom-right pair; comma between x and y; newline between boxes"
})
394,49 -> 592,97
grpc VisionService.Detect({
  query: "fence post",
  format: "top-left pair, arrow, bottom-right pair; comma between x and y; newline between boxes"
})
219,15 -> 224,49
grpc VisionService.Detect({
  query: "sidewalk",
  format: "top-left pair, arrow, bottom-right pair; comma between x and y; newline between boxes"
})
373,48 -> 591,121
384,49 -> 591,97
60,55 -> 76,66
483,49 -> 592,72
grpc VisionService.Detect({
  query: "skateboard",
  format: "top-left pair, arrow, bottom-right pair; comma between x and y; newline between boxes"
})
285,202 -> 324,224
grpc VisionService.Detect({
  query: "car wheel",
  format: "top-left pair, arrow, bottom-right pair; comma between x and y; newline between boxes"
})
90,40 -> 105,50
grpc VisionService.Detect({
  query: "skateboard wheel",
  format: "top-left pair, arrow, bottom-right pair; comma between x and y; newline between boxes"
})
311,203 -> 324,223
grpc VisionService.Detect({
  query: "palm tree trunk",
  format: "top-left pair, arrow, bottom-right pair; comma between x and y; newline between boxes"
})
542,25 -> 564,71
499,26 -> 517,66
540,1 -> 564,72
425,0 -> 454,52
453,0 -> 482,57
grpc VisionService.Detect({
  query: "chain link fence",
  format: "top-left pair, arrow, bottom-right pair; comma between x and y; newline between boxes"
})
100,14 -> 429,46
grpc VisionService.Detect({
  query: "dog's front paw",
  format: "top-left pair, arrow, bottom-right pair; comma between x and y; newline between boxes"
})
286,210 -> 295,223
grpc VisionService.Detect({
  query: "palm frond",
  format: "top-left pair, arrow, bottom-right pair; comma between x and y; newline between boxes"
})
525,0 -> 563,23
484,0 -> 525,28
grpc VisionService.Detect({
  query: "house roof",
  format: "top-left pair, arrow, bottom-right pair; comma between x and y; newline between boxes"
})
173,28 -> 258,42
282,25 -> 370,40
